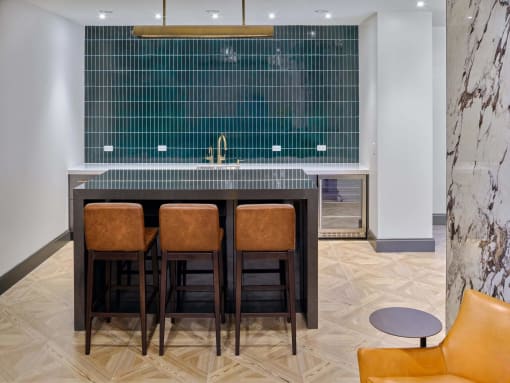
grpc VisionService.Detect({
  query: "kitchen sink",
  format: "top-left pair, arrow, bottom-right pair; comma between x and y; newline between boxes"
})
195,164 -> 241,170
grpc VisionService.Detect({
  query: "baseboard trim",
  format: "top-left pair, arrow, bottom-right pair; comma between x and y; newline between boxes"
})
0,231 -> 71,295
368,230 -> 435,252
433,213 -> 447,225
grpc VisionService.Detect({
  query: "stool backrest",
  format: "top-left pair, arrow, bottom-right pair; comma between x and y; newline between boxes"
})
84,203 -> 145,252
159,204 -> 221,252
235,204 -> 295,251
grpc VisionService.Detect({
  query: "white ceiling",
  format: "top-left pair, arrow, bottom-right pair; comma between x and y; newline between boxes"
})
24,0 -> 446,27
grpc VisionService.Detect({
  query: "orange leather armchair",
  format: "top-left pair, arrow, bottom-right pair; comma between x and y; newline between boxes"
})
357,289 -> 510,383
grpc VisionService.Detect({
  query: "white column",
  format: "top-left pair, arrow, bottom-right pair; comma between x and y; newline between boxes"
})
360,12 -> 434,249
359,15 -> 379,235
433,27 -> 446,218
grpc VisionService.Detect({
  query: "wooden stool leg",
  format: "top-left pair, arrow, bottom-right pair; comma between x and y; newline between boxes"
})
105,260 -> 111,323
151,245 -> 160,324
280,260 -> 290,323
284,259 -> 291,323
116,261 -> 122,303
178,261 -> 186,311
170,260 -> 176,324
159,253 -> 167,356
287,251 -> 297,355
219,248 -> 226,323
127,262 -> 132,286
175,261 -> 180,309
235,252 -> 243,356
212,251 -> 221,356
85,252 -> 95,355
182,261 -> 187,287
138,252 -> 147,356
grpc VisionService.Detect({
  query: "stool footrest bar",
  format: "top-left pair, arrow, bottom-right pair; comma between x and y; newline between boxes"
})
175,285 -> 214,292
243,268 -> 282,274
164,312 -> 216,319
243,285 -> 286,291
241,312 -> 289,318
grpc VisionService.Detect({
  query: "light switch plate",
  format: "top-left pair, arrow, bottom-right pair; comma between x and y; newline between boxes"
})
157,145 -> 167,152
272,145 -> 282,152
317,145 -> 327,152
103,145 -> 114,152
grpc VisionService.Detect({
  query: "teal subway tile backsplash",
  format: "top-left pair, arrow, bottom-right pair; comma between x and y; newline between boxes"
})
85,26 -> 359,163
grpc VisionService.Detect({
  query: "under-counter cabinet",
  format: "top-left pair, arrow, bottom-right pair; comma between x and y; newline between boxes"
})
318,174 -> 367,239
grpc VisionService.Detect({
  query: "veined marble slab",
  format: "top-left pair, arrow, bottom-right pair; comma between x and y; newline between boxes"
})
446,0 -> 510,327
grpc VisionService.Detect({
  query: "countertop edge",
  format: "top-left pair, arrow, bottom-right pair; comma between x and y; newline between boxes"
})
68,163 -> 370,176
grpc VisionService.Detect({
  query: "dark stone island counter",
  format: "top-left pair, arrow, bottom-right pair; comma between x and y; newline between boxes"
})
73,168 -> 318,330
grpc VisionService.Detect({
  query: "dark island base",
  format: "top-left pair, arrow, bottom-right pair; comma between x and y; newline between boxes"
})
73,169 -> 318,330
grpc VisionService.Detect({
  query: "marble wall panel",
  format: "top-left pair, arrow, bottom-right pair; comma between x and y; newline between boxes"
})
446,0 -> 510,326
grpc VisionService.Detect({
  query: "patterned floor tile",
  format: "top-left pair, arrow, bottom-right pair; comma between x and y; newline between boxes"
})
0,227 -> 446,381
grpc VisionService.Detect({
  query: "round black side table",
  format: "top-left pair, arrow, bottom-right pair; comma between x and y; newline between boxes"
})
369,307 -> 442,348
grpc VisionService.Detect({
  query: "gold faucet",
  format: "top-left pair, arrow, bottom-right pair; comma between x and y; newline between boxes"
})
217,134 -> 227,164
204,146 -> 214,164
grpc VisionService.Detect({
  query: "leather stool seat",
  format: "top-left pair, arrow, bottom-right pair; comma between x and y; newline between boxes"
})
159,203 -> 225,356
84,202 -> 158,356
235,204 -> 295,251
235,204 -> 297,355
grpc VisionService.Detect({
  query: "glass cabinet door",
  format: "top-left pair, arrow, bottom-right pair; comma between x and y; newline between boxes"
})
319,175 -> 366,238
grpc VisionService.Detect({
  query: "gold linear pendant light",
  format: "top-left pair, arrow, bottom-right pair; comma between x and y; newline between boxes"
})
132,0 -> 273,38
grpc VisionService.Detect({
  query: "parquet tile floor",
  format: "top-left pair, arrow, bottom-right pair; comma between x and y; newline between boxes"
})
0,227 -> 446,382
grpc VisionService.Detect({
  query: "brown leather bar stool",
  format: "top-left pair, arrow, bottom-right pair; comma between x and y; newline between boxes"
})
84,203 -> 158,356
159,204 -> 224,356
235,204 -> 297,355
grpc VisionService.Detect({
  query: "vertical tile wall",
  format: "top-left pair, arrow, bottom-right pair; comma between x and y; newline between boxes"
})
85,26 -> 359,163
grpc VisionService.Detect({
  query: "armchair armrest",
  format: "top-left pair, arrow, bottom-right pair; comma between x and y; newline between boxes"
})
357,347 -> 447,383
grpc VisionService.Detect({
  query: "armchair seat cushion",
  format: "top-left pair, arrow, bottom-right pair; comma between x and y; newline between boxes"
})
358,290 -> 510,383
368,375 -> 476,383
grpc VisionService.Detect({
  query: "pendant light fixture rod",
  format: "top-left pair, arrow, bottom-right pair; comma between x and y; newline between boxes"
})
242,0 -> 246,26
163,0 -> 167,26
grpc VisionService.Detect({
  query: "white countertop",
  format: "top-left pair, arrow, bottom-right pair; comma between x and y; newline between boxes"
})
68,163 -> 369,176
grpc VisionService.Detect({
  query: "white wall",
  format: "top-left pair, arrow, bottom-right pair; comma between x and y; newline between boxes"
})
433,27 -> 446,216
359,15 -> 378,235
359,12 -> 433,240
0,0 -> 84,276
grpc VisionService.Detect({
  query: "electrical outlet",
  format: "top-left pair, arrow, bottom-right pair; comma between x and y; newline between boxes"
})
157,145 -> 167,152
272,145 -> 282,152
103,145 -> 113,152
317,145 -> 327,152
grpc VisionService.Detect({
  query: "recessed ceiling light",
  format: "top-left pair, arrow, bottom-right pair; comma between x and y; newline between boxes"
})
417,1 -> 425,7
206,10 -> 220,19
98,10 -> 112,20
268,12 -> 276,19
314,9 -> 331,19
155,13 -> 162,20
467,15 -> 473,20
